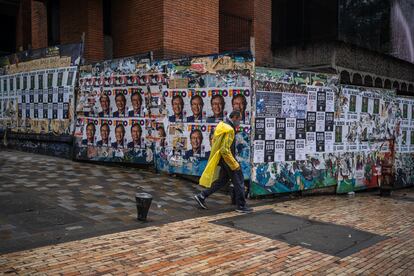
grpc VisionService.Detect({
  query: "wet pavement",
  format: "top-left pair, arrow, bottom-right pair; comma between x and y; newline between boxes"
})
0,149 -> 271,254
1,149 -> 413,275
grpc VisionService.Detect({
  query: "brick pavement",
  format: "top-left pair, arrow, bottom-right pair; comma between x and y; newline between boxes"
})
0,149 -> 274,254
1,178 -> 413,275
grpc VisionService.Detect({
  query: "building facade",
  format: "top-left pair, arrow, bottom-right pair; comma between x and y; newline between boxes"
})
1,0 -> 413,92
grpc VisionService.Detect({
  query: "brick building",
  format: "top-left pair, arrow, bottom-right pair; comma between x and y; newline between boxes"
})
0,0 -> 413,93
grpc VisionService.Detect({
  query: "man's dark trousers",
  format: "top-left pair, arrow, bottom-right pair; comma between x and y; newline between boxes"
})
200,164 -> 246,208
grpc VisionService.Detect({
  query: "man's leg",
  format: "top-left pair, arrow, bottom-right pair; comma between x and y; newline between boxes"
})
200,167 -> 229,199
195,167 -> 229,209
231,169 -> 252,213
231,169 -> 246,208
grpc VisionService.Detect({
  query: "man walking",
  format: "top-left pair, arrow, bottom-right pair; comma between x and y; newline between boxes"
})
194,110 -> 252,213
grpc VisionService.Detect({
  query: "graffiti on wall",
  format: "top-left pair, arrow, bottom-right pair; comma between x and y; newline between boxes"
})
251,68 -> 339,196
250,68 -> 413,196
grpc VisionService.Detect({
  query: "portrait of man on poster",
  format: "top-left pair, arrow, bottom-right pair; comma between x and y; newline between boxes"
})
127,123 -> 143,149
169,95 -> 184,122
187,95 -> 204,122
111,124 -> 125,148
207,94 -> 225,123
96,123 -> 110,146
113,93 -> 127,117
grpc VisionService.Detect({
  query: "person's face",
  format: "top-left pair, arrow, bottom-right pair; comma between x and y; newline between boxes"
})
158,128 -> 166,138
172,98 -> 183,116
232,96 -> 245,113
191,131 -> 202,151
86,125 -> 95,141
231,115 -> 241,128
116,96 -> 126,111
100,125 -> 109,142
115,127 -> 124,143
100,96 -> 109,112
191,97 -> 203,117
131,94 -> 141,111
212,97 -> 224,116
131,126 -> 142,142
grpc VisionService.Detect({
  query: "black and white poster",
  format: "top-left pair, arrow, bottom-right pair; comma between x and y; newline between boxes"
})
316,132 -> 325,152
265,140 -> 275,162
285,140 -> 296,161
255,118 -> 265,140
276,118 -> 286,139
265,118 -> 276,140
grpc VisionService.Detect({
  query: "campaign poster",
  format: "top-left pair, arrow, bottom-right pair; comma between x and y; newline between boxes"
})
285,140 -> 296,161
307,86 -> 318,112
265,118 -> 276,140
265,140 -> 275,163
306,112 -> 316,132
296,119 -> 306,139
306,132 -> 316,153
316,112 -> 325,132
165,88 -> 251,124
334,121 -> 345,152
253,140 -> 265,163
317,90 -> 326,111
256,91 -> 282,117
285,118 -> 296,140
325,112 -> 334,132
274,139 -> 285,162
255,118 -> 265,140
276,118 -> 286,139
325,88 -> 335,112
295,139 -> 306,161
316,132 -> 325,152
325,131 -> 334,152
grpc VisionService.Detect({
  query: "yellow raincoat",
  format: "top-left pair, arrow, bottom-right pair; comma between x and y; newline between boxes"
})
199,121 -> 240,188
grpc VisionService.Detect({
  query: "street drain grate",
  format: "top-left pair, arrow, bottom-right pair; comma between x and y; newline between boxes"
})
212,210 -> 388,258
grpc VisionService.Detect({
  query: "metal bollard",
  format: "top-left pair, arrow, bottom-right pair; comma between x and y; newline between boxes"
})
135,192 -> 153,221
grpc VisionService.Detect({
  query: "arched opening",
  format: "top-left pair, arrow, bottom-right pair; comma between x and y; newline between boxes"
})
408,84 -> 414,93
364,75 -> 373,87
340,70 -> 351,85
384,79 -> 392,89
374,77 -> 382,88
400,83 -> 407,92
392,81 -> 400,90
352,73 -> 363,86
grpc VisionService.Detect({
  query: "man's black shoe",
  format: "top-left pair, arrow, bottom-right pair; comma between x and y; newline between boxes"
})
235,206 -> 253,213
194,194 -> 207,209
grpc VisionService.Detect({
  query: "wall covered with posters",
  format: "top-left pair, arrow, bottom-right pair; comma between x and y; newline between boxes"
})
154,54 -> 253,178
250,67 -> 414,197
74,53 -> 254,175
251,68 -> 339,196
74,53 -> 158,164
0,44 -> 82,135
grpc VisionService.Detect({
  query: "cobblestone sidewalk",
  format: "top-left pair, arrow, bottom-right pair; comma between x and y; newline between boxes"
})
0,149 -> 270,253
1,159 -> 413,275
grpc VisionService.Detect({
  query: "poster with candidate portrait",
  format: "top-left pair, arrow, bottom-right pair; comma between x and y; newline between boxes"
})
155,53 -> 254,178
164,87 -> 251,124
74,117 -> 152,163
